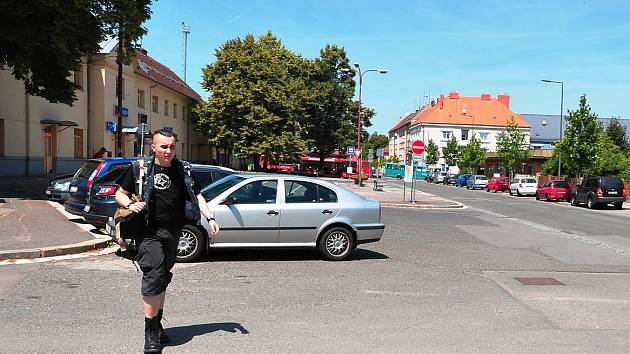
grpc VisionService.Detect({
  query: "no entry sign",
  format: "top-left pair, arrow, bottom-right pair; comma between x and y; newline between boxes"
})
411,140 -> 425,155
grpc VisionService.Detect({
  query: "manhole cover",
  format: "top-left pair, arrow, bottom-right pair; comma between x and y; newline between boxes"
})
515,277 -> 564,285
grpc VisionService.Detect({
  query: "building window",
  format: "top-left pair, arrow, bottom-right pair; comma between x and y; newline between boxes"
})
138,89 -> 145,108
74,128 -> 84,158
164,100 -> 169,116
461,129 -> 469,141
182,106 -> 186,120
0,119 -> 4,157
441,131 -> 452,140
173,103 -> 178,118
115,78 -> 126,100
73,66 -> 83,89
479,132 -> 490,141
152,96 -> 159,113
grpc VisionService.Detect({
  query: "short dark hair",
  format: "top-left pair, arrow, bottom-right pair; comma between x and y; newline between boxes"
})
153,129 -> 178,140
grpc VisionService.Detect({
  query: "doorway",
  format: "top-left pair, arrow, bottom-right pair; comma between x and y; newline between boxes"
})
43,125 -> 57,174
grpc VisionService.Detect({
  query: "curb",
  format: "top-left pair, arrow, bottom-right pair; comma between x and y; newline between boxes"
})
0,239 -> 112,261
380,202 -> 464,209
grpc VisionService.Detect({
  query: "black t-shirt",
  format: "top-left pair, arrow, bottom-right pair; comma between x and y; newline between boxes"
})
120,161 -> 194,228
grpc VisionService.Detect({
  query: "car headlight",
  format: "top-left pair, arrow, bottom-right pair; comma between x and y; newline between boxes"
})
56,181 -> 70,191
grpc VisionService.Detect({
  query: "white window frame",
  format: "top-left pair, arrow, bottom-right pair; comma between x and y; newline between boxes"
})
479,132 -> 490,142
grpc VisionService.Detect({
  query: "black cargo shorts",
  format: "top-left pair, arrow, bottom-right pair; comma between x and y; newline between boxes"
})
136,227 -> 180,296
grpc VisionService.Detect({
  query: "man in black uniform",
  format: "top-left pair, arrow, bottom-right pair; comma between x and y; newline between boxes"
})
115,130 -> 219,353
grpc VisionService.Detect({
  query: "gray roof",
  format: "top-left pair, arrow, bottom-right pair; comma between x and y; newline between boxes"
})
523,114 -> 630,143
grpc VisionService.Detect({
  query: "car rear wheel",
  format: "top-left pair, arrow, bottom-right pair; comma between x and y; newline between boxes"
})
177,224 -> 206,262
396,175 -> 402,180
517,189 -> 522,197
318,227 -> 354,261
535,193 -> 540,200
587,196 -> 596,209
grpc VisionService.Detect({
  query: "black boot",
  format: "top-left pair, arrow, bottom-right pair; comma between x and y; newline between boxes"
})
144,316 -> 162,353
156,309 -> 170,343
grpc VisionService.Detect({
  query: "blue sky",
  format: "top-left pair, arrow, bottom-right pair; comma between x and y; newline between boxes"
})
140,0 -> 630,135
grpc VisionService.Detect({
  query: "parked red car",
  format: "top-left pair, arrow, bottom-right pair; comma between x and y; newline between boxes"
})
486,177 -> 510,192
536,180 -> 572,202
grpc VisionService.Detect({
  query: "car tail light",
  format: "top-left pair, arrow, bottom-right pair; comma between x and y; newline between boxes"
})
96,185 -> 118,197
86,161 -> 105,190
519,183 -> 523,188
596,187 -> 603,197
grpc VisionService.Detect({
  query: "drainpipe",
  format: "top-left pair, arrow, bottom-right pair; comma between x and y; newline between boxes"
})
24,93 -> 30,176
87,55 -> 92,157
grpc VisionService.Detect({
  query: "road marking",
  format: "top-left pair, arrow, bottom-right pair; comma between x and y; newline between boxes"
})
0,246 -> 118,266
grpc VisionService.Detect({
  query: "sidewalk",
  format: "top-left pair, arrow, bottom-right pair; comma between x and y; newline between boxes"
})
0,176 -> 110,261
325,177 -> 463,209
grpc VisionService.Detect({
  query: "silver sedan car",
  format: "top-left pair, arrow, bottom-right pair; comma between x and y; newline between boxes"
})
177,174 -> 384,262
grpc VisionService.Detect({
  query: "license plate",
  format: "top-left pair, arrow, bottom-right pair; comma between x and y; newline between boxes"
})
83,205 -> 90,212
609,191 -> 617,195
70,186 -> 78,193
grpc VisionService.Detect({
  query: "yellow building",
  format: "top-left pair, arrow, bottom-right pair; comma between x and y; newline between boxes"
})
0,41 -> 209,176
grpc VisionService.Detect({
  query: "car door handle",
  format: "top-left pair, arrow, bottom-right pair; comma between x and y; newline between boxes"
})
267,210 -> 279,216
322,209 -> 333,215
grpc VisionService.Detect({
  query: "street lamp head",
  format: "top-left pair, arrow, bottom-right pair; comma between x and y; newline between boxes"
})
378,69 -> 388,74
353,62 -> 360,68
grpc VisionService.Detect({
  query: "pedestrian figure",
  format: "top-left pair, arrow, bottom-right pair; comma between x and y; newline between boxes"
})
115,129 -> 219,353
93,147 -> 109,158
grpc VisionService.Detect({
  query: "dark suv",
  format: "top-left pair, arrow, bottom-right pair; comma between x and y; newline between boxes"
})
64,158 -> 138,216
570,176 -> 625,209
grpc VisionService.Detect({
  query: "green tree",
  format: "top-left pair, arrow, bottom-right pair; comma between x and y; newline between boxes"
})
441,135 -> 460,169
586,132 -> 630,177
458,134 -> 486,174
302,45 -> 355,169
496,115 -> 532,178
195,32 -> 309,170
558,94 -> 601,177
425,139 -> 439,165
604,117 -> 629,152
0,0 -> 152,105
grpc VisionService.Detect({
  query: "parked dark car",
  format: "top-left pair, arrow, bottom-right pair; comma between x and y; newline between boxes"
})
64,158 -> 138,216
45,173 -> 75,202
443,173 -> 457,185
83,164 -> 236,229
455,174 -> 472,187
570,176 -> 625,209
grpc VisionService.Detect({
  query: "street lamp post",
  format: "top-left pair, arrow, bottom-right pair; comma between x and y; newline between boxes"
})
342,63 -> 387,186
541,79 -> 564,179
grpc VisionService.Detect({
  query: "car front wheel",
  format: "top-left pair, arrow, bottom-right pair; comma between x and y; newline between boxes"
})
587,196 -> 596,209
177,224 -> 206,262
318,227 -> 354,261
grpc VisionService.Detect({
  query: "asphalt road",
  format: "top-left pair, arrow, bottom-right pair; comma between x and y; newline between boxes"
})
1,182 -> 630,353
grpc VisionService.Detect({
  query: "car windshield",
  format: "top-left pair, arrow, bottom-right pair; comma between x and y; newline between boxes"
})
553,181 -> 570,188
601,177 -> 623,189
74,161 -> 100,179
523,178 -> 537,183
477,176 -> 487,180
201,175 -> 246,201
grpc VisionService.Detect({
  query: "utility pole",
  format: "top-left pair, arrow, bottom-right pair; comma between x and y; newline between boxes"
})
181,22 -> 190,83
116,36 -> 124,157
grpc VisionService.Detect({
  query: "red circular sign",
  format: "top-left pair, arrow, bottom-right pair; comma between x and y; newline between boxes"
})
411,140 -> 425,154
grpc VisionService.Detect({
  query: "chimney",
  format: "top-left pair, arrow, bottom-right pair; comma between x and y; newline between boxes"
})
439,94 -> 444,109
480,93 -> 491,101
448,91 -> 459,99
430,100 -> 435,107
498,94 -> 510,108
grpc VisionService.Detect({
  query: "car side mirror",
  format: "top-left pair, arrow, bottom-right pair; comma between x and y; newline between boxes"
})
220,196 -> 238,205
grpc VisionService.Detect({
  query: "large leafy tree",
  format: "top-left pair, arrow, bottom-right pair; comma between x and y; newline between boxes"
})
557,94 -> 600,177
0,0 -> 152,105
496,115 -> 532,178
458,134 -> 486,174
604,117 -> 629,152
195,32 -> 309,170
424,139 -> 439,165
442,135 -> 460,169
586,133 -> 630,177
302,45 -> 355,166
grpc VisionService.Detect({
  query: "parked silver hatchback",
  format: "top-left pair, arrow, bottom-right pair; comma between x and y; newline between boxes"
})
197,174 -> 385,261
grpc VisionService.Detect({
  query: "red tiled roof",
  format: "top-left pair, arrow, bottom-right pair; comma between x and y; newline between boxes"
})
388,111 -> 416,132
134,49 -> 202,102
411,92 -> 529,128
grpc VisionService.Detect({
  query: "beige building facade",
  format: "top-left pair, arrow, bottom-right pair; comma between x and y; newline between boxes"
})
0,44 -> 210,176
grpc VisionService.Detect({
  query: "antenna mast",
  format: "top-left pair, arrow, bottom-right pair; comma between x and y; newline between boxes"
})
181,22 -> 190,82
